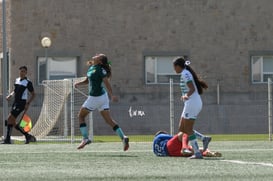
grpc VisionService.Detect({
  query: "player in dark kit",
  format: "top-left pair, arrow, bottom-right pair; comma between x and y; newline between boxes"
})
2,66 -> 36,144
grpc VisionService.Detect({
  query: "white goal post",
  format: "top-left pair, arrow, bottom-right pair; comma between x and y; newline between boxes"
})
29,78 -> 93,143
268,78 -> 272,141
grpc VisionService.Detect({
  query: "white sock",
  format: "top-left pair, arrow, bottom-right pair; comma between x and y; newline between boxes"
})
189,139 -> 201,154
194,130 -> 205,141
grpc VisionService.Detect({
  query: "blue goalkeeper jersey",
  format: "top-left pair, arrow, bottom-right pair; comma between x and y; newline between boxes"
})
153,133 -> 173,156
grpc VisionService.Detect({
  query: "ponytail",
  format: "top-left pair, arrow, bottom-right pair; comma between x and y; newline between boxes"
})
100,54 -> 111,78
173,57 -> 208,94
185,65 -> 208,94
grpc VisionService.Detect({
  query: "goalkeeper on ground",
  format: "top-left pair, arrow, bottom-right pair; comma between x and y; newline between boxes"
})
153,131 -> 221,157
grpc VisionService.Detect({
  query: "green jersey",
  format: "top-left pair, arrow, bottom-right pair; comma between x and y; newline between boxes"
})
87,65 -> 107,96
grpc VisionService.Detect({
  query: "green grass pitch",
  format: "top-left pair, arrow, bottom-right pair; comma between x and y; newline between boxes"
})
1,139 -> 273,180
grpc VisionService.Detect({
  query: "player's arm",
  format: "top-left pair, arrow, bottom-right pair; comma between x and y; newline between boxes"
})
6,91 -> 15,101
25,90 -> 35,111
74,77 -> 88,88
182,81 -> 195,101
27,90 -> 36,105
103,77 -> 118,102
25,82 -> 36,110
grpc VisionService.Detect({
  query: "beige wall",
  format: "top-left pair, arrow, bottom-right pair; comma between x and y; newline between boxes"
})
8,0 -> 273,93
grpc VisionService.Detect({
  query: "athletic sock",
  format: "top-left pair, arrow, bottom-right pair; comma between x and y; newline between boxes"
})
79,123 -> 89,139
189,134 -> 201,154
6,124 -> 13,141
15,124 -> 28,136
182,133 -> 190,149
194,130 -> 205,141
113,125 -> 125,140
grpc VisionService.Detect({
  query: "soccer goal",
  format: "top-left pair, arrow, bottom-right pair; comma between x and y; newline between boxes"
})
29,78 -> 93,143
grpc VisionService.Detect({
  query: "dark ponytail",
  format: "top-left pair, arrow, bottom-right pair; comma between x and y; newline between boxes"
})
100,55 -> 111,78
173,57 -> 208,94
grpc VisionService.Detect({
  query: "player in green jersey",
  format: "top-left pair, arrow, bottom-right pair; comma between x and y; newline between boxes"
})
75,54 -> 129,151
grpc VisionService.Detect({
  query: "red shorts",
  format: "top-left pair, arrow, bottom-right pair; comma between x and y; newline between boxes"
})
166,135 -> 182,156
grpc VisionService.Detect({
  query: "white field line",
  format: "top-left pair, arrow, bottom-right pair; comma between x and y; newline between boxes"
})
217,148 -> 273,152
221,160 -> 273,168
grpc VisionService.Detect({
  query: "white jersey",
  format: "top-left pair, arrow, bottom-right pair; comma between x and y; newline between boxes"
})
180,69 -> 200,98
180,69 -> 202,120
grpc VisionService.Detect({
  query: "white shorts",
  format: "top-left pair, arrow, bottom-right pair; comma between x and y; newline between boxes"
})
181,96 -> 202,120
82,93 -> 109,111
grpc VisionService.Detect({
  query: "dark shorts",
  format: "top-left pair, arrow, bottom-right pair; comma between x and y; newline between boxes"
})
10,100 -> 26,118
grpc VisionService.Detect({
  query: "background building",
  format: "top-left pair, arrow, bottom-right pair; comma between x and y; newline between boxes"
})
1,0 -> 273,136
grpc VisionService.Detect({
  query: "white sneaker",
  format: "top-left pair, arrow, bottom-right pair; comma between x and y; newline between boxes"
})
181,148 -> 193,156
122,136 -> 129,151
189,152 -> 203,159
77,138 -> 91,149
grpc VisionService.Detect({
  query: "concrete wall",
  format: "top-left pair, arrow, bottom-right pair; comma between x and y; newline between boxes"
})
1,0 -> 273,135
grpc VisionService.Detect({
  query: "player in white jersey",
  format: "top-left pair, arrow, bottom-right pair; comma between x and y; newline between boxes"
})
173,57 -> 208,159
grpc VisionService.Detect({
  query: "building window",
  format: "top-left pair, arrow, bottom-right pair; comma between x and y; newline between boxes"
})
37,57 -> 78,84
145,56 -> 183,84
251,55 -> 273,83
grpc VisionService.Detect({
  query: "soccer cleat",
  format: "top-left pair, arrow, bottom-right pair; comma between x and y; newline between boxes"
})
1,139 -> 11,144
77,139 -> 91,149
122,136 -> 129,151
189,152 -> 203,159
205,151 -> 222,157
202,136 -> 211,152
30,135 -> 37,142
25,134 -> 37,144
181,148 -> 193,156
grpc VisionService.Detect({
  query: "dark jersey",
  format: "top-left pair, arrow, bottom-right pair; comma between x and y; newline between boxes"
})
14,77 -> 34,102
87,65 -> 107,96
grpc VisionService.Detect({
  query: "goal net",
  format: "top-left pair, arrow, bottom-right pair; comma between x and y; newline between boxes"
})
29,78 -> 93,143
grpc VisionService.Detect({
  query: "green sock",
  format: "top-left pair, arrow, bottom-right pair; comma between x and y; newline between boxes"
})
80,123 -> 88,139
113,125 -> 125,140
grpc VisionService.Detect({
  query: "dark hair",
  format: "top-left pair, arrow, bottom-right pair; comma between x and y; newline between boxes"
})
154,130 -> 168,137
100,54 -> 111,78
173,57 -> 208,94
19,66 -> 27,71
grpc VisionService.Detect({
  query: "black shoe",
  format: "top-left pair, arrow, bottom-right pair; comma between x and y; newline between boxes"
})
30,135 -> 37,142
1,139 -> 11,144
25,134 -> 36,144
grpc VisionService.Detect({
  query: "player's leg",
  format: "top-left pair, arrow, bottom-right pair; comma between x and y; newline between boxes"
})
100,110 -> 129,151
77,107 -> 91,149
180,99 -> 203,159
166,133 -> 184,156
180,132 -> 192,156
194,130 -> 211,152
12,105 -> 36,144
2,102 -> 24,144
15,122 -> 34,144
2,114 -> 16,144
180,118 -> 202,159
